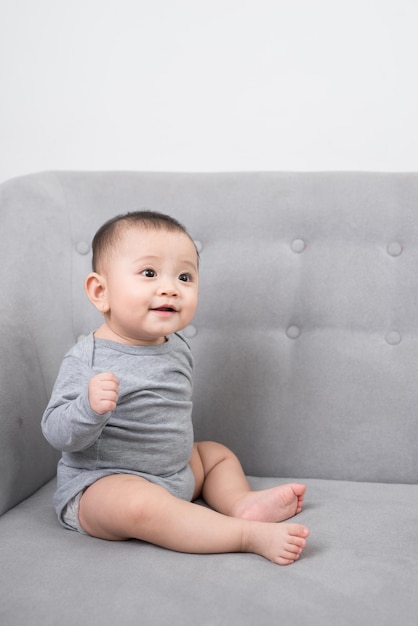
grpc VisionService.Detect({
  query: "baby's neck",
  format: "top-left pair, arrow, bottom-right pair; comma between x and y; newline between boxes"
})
93,323 -> 167,346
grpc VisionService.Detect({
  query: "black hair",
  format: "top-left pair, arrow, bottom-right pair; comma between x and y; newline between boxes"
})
91,210 -> 198,272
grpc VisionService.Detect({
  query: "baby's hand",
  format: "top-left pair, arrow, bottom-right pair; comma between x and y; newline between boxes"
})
88,372 -> 119,415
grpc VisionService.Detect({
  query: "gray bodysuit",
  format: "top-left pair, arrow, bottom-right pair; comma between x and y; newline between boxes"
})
41,332 -> 195,529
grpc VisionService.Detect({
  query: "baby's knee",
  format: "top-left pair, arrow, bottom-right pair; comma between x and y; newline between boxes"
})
196,440 -> 236,463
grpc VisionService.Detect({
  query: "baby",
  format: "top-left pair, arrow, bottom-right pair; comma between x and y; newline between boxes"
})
42,210 -> 309,565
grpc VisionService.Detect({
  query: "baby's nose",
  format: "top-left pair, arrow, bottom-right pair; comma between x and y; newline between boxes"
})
158,280 -> 178,296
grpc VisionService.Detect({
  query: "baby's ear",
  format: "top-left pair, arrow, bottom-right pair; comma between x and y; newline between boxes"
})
85,273 -> 110,313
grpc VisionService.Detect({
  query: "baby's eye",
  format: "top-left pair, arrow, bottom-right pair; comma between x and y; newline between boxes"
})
179,273 -> 192,282
141,269 -> 157,278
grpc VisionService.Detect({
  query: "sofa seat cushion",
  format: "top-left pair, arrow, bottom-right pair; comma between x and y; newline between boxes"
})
1,476 -> 417,626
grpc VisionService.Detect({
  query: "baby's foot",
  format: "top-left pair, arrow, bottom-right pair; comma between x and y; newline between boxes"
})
233,483 -> 306,523
243,521 -> 309,565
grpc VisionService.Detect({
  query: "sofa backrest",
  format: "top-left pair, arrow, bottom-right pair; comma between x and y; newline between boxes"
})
1,171 -> 418,515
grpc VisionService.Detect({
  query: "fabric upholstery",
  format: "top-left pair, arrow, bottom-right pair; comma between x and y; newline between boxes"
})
1,171 -> 418,625
1,477 -> 417,626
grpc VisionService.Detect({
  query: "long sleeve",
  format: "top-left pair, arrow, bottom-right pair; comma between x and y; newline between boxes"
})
41,354 -> 111,452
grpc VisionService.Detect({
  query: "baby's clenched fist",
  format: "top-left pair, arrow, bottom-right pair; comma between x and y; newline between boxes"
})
88,372 -> 119,415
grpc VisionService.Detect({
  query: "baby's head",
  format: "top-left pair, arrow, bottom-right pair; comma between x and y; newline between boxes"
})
86,210 -> 199,345
91,210 -> 198,274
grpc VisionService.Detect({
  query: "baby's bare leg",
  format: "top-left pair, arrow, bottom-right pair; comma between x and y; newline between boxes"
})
191,441 -> 306,522
78,474 -> 309,565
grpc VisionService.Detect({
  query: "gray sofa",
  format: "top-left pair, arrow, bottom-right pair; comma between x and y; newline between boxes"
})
1,171 -> 418,625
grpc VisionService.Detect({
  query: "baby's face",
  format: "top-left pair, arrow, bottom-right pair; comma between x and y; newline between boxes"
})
99,227 -> 199,345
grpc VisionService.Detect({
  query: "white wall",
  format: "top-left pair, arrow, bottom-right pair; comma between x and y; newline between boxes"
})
1,0 -> 417,183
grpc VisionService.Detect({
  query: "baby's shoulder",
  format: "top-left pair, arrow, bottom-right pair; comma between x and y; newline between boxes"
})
64,332 -> 95,365
172,332 -> 193,354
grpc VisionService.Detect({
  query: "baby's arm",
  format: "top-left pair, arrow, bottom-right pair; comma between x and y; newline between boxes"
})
41,356 -> 119,452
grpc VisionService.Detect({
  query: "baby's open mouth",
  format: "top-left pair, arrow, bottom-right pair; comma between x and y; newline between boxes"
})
153,306 -> 176,312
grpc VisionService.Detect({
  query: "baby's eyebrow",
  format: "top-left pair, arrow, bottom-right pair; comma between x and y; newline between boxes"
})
133,254 -> 158,261
130,256 -> 198,271
180,259 -> 198,270
130,255 -> 160,266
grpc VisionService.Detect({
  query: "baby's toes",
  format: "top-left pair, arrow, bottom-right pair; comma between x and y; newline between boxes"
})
277,553 -> 299,566
289,535 -> 307,551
